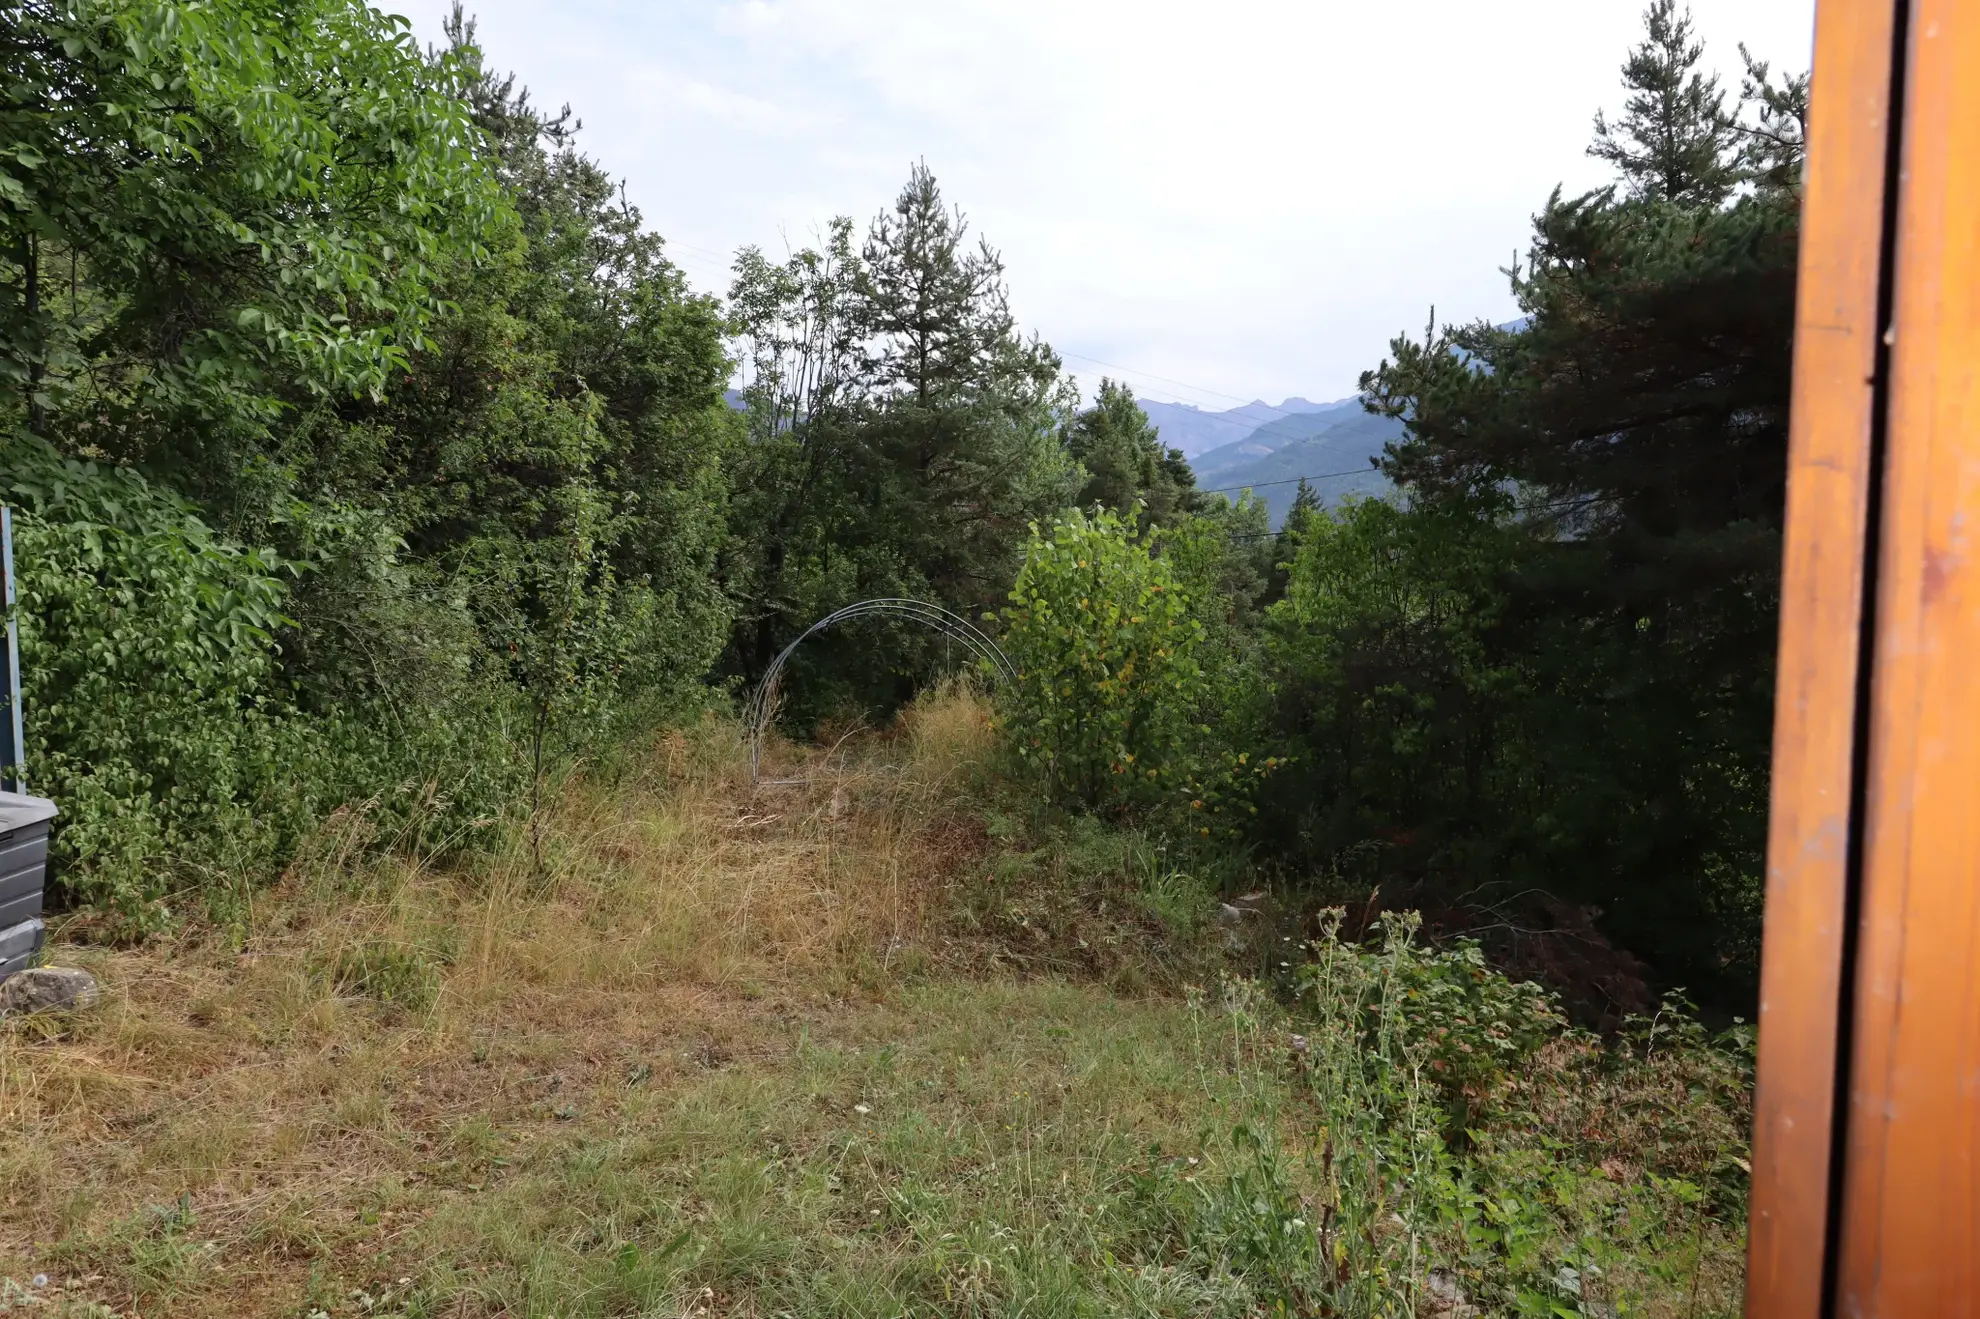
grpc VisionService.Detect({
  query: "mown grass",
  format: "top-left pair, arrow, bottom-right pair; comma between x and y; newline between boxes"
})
0,690 -> 1750,1317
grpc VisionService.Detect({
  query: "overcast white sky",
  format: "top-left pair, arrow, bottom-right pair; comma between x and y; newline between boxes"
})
404,1 -> 1816,411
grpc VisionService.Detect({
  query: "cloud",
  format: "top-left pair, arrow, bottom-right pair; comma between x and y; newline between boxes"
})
411,0 -> 1815,406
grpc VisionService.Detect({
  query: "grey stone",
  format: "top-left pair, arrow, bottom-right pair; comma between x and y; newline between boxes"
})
0,966 -> 100,1016
1423,1268 -> 1478,1318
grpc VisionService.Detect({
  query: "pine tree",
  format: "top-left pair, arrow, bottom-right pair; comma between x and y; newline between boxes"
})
1589,0 -> 1738,206
855,165 -> 1075,606
1732,46 -> 1810,195
1339,4 -> 1803,1006
1064,378 -> 1200,528
861,162 -> 1014,407
1285,477 -> 1321,530
1262,476 -> 1323,606
720,165 -> 1078,718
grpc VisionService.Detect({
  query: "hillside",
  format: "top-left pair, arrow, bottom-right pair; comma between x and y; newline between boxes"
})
1188,408 -> 1404,525
1133,396 -> 1339,459
1,5 -> 1799,1312
1129,394 -> 1404,526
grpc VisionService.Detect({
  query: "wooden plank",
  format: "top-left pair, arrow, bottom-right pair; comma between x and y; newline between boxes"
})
1744,0 -> 1898,1312
1835,0 -> 1980,1309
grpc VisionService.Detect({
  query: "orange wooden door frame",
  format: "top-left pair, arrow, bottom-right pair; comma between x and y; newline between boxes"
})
1747,0 -> 1980,1313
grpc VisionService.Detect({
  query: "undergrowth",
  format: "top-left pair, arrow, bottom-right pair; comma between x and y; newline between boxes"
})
0,689 -> 1749,1317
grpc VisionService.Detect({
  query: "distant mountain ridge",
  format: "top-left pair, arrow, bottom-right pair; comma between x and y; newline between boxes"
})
1135,395 -> 1348,460
730,382 -> 1401,529
1136,394 -> 1405,528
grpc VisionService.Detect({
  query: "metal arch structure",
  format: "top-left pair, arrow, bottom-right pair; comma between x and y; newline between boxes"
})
743,598 -> 1016,781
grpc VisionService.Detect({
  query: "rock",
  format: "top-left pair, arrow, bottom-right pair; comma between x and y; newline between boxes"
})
0,966 -> 100,1016
1423,1267 -> 1479,1318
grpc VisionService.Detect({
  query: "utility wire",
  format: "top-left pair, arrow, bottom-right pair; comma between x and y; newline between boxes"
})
705,252 -> 1375,447
1059,350 -> 1362,438
1197,465 -> 1380,495
1057,350 -> 1318,411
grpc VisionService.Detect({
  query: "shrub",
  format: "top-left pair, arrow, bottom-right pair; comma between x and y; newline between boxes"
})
998,508 -> 1203,811
997,508 -> 1277,833
6,442 -> 334,932
1283,909 -> 1750,1316
5,441 -> 522,933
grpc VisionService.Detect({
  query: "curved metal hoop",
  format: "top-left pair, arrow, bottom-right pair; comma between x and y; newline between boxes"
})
744,598 -> 1016,781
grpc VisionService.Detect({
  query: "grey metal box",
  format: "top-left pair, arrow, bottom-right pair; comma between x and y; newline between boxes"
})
0,821 -> 48,929
0,793 -> 56,982
0,916 -> 43,981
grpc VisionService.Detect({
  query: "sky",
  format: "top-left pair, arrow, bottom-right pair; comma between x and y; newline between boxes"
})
403,0 -> 1817,413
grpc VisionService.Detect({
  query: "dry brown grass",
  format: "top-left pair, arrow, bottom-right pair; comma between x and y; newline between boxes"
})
0,686 -> 1750,1318
0,689 -> 1008,1315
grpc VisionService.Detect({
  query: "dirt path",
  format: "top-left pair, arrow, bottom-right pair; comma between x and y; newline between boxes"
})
0,704 -> 1272,1317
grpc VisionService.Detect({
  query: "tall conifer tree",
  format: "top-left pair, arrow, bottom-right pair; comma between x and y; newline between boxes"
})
1063,379 -> 1200,528
1589,0 -> 1738,206
1283,0 -> 1806,1004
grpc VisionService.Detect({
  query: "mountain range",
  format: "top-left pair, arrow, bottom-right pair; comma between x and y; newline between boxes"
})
1135,395 -> 1340,459
1140,395 -> 1405,528
727,386 -> 1403,530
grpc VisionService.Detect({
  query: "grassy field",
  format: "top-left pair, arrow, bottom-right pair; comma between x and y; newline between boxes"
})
0,693 -> 1751,1317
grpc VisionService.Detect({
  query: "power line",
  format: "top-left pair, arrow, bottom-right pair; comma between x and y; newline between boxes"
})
1058,350 -> 1361,437
1058,350 -> 1292,410
1198,465 -> 1380,495
696,248 -> 1373,447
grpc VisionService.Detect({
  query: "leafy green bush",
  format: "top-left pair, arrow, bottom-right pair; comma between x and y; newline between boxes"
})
1332,922 -> 1566,1138
6,441 -> 335,930
4,441 -> 523,933
1279,910 -> 1750,1316
998,508 -> 1204,810
997,508 -> 1277,832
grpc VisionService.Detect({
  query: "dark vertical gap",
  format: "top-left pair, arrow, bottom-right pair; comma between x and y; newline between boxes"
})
1820,0 -> 1912,1309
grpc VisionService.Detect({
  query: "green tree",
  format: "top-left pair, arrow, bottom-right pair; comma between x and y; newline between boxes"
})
5,438 -> 322,931
1731,46 -> 1810,195
724,218 -> 871,676
1284,477 -> 1322,531
1588,0 -> 1738,206
1262,493 -> 1527,887
281,9 -> 737,739
1064,378 -> 1201,528
1000,508 -> 1205,813
1001,507 -> 1277,833
0,0 -> 500,496
1267,477 -> 1324,604
856,164 -> 1079,608
724,165 -> 1079,723
2,3 -> 739,925
1262,4 -> 1806,1004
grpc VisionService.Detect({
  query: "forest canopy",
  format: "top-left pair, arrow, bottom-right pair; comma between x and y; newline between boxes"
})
1,0 -> 1803,1012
